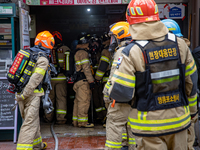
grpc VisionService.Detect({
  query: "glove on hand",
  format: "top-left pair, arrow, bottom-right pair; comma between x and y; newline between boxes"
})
104,95 -> 112,103
95,79 -> 101,86
15,89 -> 30,102
104,95 -> 112,108
89,81 -> 95,90
15,94 -> 25,102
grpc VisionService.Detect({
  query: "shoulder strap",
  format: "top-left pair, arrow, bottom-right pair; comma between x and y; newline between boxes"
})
122,41 -> 135,57
38,52 -> 48,59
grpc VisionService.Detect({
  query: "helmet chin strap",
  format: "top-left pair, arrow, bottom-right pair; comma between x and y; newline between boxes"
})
117,44 -> 122,49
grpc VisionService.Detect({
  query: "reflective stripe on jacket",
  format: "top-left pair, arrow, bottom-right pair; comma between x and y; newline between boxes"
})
95,49 -> 111,81
74,48 -> 94,83
23,56 -> 48,96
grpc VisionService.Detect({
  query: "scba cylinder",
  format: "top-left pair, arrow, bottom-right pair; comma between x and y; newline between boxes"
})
7,49 -> 31,84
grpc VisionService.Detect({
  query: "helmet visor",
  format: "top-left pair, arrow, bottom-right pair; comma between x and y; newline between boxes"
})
109,35 -> 118,52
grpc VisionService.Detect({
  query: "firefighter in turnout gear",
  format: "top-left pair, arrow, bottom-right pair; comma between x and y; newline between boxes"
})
161,19 -> 191,47
99,32 -> 111,109
107,0 -> 198,149
162,19 -> 198,150
103,22 -> 136,150
72,34 -> 95,128
16,31 -> 55,150
44,31 -> 70,124
93,33 -> 110,125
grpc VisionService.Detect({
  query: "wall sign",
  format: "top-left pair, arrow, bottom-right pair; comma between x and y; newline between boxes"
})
25,0 -> 121,5
163,3 -> 186,20
0,6 -> 13,14
20,8 -> 30,49
0,77 -> 18,143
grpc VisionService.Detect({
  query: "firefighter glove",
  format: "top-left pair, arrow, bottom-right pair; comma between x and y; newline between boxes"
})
104,94 -> 112,103
95,79 -> 101,86
104,95 -> 112,107
89,81 -> 95,90
15,94 -> 25,102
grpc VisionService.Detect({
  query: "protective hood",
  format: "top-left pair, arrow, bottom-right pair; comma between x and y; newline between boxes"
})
76,43 -> 89,50
30,46 -> 51,56
182,38 -> 190,47
129,21 -> 169,40
120,40 -> 131,47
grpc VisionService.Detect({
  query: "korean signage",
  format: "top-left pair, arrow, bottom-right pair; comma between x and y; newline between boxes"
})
74,0 -> 121,5
25,0 -> 121,5
163,4 -> 186,20
20,8 -> 30,49
24,1 -> 186,20
0,6 -> 13,14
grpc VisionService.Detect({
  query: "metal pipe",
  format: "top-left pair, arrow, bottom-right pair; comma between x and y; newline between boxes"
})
50,121 -> 59,150
191,0 -> 200,50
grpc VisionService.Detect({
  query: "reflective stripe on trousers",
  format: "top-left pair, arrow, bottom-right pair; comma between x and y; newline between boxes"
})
105,140 -> 122,149
33,136 -> 42,146
56,109 -> 67,114
17,144 -> 33,150
72,116 -> 88,122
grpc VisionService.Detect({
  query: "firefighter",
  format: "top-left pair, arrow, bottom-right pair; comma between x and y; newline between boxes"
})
92,33 -> 110,126
15,31 -> 55,150
103,22 -> 135,150
107,0 -> 198,149
161,19 -> 191,47
72,34 -> 95,128
44,31 -> 70,124
162,19 -> 198,150
97,32 -> 111,109
89,35 -> 103,125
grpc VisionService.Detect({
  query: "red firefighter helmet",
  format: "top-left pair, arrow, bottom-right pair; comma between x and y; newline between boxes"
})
52,31 -> 63,41
34,31 -> 55,50
126,0 -> 160,25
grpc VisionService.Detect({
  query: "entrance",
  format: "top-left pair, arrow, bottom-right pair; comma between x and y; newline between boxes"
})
29,4 -> 127,137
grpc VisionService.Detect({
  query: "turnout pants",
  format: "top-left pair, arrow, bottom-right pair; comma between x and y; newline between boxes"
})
17,96 -> 43,150
93,84 -> 107,120
105,103 -> 136,150
135,129 -> 188,150
72,80 -> 91,127
45,80 -> 67,123
121,124 -> 135,149
188,114 -> 198,150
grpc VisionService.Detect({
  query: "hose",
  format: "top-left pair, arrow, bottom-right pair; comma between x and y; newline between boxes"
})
51,121 -> 59,150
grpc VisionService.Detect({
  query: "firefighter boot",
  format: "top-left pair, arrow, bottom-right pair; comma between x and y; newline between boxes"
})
82,123 -> 94,128
121,146 -> 128,150
42,142 -> 47,149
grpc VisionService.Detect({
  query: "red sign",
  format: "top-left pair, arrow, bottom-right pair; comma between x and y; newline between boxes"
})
0,28 -> 11,34
40,0 -> 74,5
23,46 -> 30,49
25,0 -> 121,5
74,0 -> 121,5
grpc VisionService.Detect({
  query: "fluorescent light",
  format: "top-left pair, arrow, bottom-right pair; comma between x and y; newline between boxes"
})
87,8 -> 90,12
